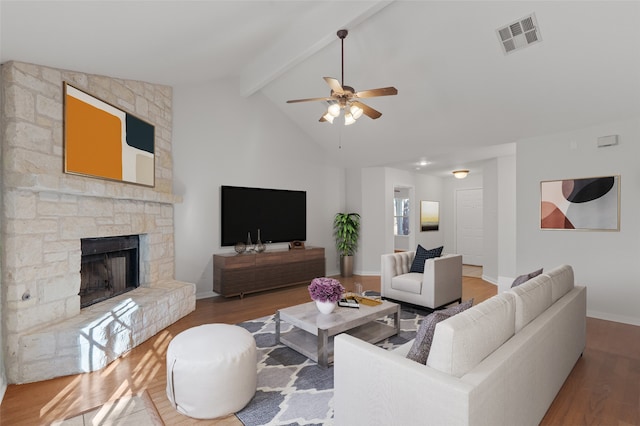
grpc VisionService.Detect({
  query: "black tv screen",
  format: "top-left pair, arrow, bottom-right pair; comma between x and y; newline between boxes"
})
221,185 -> 307,246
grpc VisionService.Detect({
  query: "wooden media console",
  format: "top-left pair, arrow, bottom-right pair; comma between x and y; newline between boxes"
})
213,246 -> 325,297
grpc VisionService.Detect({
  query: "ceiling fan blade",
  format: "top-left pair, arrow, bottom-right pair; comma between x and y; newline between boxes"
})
354,86 -> 398,98
287,96 -> 332,103
323,77 -> 344,95
352,101 -> 382,119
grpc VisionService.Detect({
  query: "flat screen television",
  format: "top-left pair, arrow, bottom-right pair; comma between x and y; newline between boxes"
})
220,185 -> 306,247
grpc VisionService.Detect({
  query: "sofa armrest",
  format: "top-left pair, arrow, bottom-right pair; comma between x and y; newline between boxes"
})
334,333 -> 473,426
424,254 -> 463,307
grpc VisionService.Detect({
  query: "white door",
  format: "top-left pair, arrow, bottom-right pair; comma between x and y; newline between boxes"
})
456,188 -> 483,266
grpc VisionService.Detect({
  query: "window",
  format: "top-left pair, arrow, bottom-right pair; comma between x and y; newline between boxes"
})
394,198 -> 410,236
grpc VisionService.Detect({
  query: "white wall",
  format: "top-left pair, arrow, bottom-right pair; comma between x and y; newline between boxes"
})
343,167 -> 361,274
413,174 -> 445,251
358,167 -> 389,275
516,117 -> 640,325
172,78 -> 344,298
482,159 -> 499,284
497,155 -> 517,290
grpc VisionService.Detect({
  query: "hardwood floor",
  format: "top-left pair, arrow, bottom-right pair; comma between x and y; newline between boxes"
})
1,274 -> 638,425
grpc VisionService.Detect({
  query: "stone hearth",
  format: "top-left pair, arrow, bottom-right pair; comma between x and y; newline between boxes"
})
1,61 -> 195,384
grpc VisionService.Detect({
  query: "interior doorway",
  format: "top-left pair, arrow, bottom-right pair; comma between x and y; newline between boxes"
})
393,186 -> 412,252
456,188 -> 483,266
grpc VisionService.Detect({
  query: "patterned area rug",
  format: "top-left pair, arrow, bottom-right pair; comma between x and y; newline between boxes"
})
235,306 -> 429,426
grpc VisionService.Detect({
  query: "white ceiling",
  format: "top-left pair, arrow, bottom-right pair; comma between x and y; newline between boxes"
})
2,1 -> 639,177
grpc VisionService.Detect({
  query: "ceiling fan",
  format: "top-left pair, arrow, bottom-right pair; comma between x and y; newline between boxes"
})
286,29 -> 398,125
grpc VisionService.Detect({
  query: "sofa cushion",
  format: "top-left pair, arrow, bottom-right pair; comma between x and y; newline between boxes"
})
427,292 -> 516,378
511,268 -> 543,287
507,274 -> 553,332
545,264 -> 575,303
409,245 -> 443,273
406,299 -> 474,364
390,273 -> 423,294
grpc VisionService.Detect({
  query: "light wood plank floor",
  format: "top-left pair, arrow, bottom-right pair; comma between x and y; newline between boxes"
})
1,273 -> 638,425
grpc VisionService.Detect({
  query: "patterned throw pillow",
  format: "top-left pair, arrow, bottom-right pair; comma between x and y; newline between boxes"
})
406,311 -> 451,364
406,299 -> 473,364
511,268 -> 544,288
439,298 -> 474,316
409,245 -> 444,273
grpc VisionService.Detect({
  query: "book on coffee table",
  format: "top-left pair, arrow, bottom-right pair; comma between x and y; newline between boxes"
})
338,297 -> 359,308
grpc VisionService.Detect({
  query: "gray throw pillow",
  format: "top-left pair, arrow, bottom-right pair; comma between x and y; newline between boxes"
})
511,268 -> 543,288
406,311 -> 451,364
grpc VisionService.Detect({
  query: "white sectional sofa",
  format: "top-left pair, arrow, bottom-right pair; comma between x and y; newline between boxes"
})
334,264 -> 586,426
381,251 -> 463,309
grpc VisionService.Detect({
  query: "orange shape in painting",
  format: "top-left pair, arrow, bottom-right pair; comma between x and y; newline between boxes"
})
541,201 -> 575,229
65,95 -> 122,180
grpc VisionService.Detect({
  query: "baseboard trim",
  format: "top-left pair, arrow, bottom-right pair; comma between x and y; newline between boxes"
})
587,310 -> 640,326
0,381 -> 6,406
196,290 -> 217,300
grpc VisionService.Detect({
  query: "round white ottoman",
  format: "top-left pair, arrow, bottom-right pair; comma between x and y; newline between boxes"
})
166,324 -> 257,419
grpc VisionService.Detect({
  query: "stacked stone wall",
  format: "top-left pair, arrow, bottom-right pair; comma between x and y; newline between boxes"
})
1,61 -> 192,384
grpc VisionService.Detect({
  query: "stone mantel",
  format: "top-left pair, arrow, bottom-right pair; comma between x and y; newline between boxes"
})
11,185 -> 183,206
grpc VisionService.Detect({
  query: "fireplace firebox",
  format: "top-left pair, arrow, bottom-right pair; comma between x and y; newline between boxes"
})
80,235 -> 140,308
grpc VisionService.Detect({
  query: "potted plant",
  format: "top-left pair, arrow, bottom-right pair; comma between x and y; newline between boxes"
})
333,212 -> 360,277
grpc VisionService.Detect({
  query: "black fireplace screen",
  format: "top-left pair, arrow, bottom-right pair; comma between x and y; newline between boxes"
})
80,235 -> 139,308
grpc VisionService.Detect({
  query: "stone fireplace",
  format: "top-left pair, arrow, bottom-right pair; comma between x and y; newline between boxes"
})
1,61 -> 196,384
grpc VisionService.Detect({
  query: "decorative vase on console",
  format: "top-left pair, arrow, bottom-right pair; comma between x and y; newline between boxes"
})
308,277 -> 345,315
255,228 -> 266,253
246,232 -> 255,252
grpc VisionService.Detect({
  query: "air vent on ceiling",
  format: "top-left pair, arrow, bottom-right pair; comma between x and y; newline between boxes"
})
497,13 -> 541,55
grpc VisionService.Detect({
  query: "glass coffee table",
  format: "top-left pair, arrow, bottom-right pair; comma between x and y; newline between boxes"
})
275,299 -> 400,367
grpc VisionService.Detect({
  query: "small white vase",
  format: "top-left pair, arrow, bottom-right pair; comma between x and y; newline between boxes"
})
315,300 -> 337,315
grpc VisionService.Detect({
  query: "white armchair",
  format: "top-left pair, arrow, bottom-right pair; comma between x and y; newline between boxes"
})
381,251 -> 463,309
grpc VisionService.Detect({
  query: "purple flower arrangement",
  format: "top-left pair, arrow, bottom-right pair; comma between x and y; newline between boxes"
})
308,277 -> 345,303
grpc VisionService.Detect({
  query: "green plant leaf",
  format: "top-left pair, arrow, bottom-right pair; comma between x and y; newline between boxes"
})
333,212 -> 360,256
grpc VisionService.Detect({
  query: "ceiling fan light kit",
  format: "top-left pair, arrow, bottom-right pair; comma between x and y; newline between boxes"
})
287,29 -> 397,125
344,111 -> 356,126
328,103 -> 341,117
350,104 -> 363,119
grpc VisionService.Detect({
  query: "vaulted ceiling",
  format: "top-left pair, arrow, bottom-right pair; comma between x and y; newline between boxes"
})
2,1 -> 639,176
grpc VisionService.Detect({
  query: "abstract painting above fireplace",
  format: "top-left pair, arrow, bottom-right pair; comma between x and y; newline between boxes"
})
64,83 -> 156,187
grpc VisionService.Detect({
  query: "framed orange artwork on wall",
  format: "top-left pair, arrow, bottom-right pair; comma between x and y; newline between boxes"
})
63,82 -> 155,187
